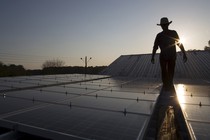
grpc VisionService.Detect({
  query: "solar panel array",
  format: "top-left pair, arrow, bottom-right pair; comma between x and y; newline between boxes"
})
0,74 -> 160,140
1,74 -> 209,139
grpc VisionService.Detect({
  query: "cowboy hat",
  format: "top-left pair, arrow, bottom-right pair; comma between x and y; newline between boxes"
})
157,17 -> 172,26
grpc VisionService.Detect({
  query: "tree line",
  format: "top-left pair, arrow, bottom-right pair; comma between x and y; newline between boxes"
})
0,62 -> 26,77
0,61 -> 107,77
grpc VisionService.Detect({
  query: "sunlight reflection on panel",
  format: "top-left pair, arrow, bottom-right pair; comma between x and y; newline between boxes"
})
175,84 -> 186,110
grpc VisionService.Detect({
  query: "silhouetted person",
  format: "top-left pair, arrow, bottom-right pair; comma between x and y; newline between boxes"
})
151,17 -> 187,89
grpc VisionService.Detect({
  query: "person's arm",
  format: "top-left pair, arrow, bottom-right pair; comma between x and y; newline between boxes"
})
175,31 -> 187,63
151,35 -> 159,64
178,43 -> 187,63
151,46 -> 158,64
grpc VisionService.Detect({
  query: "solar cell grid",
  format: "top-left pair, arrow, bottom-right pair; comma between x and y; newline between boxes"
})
0,74 -> 160,139
5,105 -> 148,140
0,97 -> 41,117
175,83 -> 210,140
190,122 -> 210,139
88,90 -> 158,102
4,89 -> 77,104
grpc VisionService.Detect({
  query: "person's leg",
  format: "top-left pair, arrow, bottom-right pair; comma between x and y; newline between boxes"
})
168,60 -> 176,86
160,59 -> 168,87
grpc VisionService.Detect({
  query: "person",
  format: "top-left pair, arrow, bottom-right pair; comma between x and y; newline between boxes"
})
151,17 -> 187,89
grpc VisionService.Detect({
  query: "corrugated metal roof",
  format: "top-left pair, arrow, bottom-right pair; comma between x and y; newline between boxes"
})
101,51 -> 210,80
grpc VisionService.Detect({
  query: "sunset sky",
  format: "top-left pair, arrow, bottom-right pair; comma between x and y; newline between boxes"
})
0,0 -> 210,69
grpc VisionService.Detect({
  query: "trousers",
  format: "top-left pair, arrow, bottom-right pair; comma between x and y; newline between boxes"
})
160,59 -> 176,87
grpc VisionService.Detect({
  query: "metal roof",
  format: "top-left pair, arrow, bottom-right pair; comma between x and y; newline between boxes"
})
101,51 -> 210,80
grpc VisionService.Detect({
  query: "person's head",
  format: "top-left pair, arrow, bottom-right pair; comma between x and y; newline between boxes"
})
157,17 -> 172,31
161,24 -> 169,31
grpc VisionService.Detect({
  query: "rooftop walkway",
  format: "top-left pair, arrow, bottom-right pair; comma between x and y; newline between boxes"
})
143,86 -> 194,140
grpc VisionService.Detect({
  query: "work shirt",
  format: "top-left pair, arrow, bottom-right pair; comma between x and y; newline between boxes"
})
153,30 -> 179,60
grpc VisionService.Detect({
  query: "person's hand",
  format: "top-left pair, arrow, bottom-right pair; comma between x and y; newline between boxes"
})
151,58 -> 155,64
183,55 -> 187,63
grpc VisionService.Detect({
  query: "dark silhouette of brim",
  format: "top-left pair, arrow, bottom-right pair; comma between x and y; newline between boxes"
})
157,21 -> 172,26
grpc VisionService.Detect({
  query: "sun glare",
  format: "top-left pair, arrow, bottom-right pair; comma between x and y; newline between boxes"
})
176,84 -> 186,110
179,37 -> 186,44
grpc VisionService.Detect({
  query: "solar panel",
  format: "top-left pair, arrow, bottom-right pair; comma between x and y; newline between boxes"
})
175,83 -> 210,140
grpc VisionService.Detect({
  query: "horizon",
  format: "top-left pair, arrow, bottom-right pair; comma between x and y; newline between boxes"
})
2,49 -> 207,70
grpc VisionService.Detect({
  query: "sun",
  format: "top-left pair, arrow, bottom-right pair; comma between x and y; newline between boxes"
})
179,37 -> 186,44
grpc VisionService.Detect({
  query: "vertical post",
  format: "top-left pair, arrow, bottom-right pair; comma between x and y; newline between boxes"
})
80,56 -> 92,77
85,56 -> 87,77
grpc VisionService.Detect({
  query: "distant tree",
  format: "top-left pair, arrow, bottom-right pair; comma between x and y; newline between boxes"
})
204,46 -> 210,51
42,59 -> 65,69
204,40 -> 210,51
0,61 -> 3,66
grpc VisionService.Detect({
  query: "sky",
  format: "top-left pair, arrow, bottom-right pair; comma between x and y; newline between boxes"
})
0,0 -> 210,69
